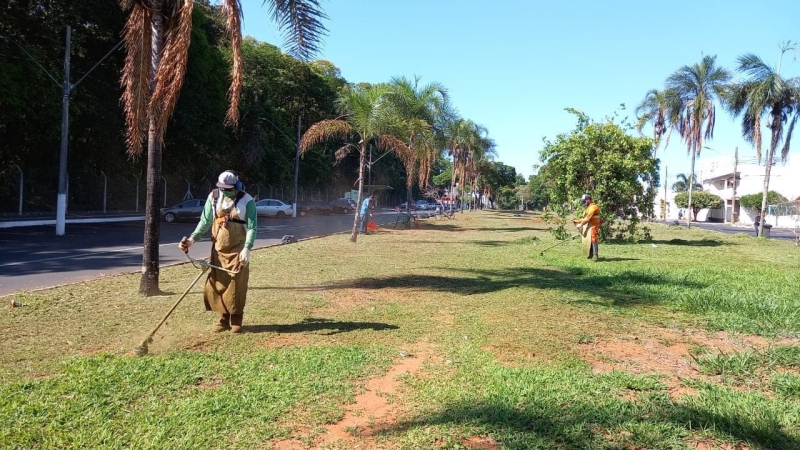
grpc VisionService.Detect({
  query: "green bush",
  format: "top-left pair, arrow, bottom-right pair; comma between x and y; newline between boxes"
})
739,191 -> 788,209
674,191 -> 723,209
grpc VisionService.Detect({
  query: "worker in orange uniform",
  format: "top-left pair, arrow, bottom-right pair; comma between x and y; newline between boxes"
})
574,194 -> 603,261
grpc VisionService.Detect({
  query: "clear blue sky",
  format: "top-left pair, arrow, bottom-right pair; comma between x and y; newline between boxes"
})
239,0 -> 800,182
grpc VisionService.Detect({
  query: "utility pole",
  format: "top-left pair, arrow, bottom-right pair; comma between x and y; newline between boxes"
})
732,147 -> 738,224
292,114 -> 301,218
55,26 -> 72,236
7,27 -> 123,235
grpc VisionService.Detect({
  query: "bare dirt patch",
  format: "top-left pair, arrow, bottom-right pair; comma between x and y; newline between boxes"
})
272,347 -> 431,449
462,435 -> 500,449
578,327 -> 779,398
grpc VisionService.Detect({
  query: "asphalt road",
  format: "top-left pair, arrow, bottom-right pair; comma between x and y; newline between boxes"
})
0,211 -> 397,296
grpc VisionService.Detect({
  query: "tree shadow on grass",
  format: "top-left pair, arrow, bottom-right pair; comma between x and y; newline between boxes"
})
246,317 -> 398,335
252,266 -> 705,308
376,400 -> 797,449
643,238 -> 732,247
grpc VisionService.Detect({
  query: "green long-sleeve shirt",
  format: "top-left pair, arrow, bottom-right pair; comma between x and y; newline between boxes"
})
190,192 -> 257,250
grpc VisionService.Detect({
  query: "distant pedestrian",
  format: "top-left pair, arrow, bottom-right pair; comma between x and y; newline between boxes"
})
678,209 -> 684,220
360,194 -> 374,234
754,213 -> 761,236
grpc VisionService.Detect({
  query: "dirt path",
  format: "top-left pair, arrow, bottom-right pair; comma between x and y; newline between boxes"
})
273,349 -> 428,449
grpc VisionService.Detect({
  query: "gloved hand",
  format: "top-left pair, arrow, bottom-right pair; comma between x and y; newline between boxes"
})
239,248 -> 250,267
179,237 -> 194,252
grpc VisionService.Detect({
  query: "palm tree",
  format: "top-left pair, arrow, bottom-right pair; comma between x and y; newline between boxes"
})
665,55 -> 731,228
299,84 -> 408,242
384,76 -> 449,212
120,0 -> 327,295
444,117 -> 477,213
671,173 -> 702,193
726,46 -> 799,237
635,89 -> 676,155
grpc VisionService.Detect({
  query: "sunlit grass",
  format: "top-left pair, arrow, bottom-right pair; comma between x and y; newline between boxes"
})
1,211 -> 799,448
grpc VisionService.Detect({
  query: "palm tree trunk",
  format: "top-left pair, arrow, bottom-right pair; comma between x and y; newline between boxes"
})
758,123 -> 779,237
686,140 -> 697,229
448,150 -> 457,214
350,141 -> 367,242
140,7 -> 165,296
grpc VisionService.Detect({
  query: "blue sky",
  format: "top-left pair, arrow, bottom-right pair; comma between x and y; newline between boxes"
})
239,0 -> 800,182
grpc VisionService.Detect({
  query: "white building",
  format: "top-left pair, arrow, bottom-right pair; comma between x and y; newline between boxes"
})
655,155 -> 800,226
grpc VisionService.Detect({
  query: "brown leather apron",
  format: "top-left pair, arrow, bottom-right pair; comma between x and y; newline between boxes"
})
203,198 -> 249,314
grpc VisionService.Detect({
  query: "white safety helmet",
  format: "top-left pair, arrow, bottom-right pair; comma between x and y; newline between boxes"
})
580,194 -> 592,206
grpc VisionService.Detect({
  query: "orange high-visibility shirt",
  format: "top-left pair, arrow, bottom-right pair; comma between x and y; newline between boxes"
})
579,203 -> 601,226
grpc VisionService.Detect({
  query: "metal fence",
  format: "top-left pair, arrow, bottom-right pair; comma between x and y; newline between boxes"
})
0,167 -> 347,218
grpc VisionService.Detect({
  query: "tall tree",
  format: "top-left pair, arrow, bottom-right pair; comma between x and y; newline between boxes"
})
665,55 -> 731,228
384,76 -> 448,210
119,0 -> 328,295
539,108 -> 659,239
726,46 -> 799,237
299,84 -> 407,242
635,89 -> 675,155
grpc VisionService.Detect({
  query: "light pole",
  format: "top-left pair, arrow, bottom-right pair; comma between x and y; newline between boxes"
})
5,27 -> 123,235
260,116 -> 301,218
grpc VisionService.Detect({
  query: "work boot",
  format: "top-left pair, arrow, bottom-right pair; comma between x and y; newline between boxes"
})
592,243 -> 599,261
230,314 -> 244,333
213,314 -> 231,333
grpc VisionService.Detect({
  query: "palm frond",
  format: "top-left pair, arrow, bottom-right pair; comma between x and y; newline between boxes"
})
120,2 -> 154,156
782,114 -> 798,162
299,119 -> 354,154
150,0 -> 193,141
222,0 -> 243,126
377,135 -> 412,165
265,0 -> 328,61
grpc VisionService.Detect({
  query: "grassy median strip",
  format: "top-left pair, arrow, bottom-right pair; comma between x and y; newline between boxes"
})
2,211 -> 798,449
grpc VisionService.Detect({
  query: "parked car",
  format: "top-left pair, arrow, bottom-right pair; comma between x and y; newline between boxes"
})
399,202 -> 417,211
330,198 -> 356,214
160,199 -> 205,223
415,200 -> 429,210
300,200 -> 334,215
255,198 -> 293,218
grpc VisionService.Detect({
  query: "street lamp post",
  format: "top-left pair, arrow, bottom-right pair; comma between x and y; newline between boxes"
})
260,116 -> 301,218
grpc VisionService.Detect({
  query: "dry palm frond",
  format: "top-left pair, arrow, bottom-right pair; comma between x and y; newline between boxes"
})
299,119 -> 354,154
120,2 -> 154,156
150,0 -> 193,142
333,143 -> 358,161
377,135 -> 412,164
222,0 -> 243,126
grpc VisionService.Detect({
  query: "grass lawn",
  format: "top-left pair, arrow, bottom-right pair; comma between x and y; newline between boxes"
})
1,211 -> 799,449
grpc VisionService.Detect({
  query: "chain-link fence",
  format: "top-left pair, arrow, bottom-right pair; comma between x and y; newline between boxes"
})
0,167 -> 352,218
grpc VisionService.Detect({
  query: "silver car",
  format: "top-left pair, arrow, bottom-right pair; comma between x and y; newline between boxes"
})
160,199 -> 205,223
255,199 -> 293,218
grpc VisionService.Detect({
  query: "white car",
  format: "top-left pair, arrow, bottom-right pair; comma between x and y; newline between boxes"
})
255,199 -> 293,218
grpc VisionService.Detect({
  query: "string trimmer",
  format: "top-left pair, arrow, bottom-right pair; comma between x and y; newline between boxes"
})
133,241 -> 239,357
